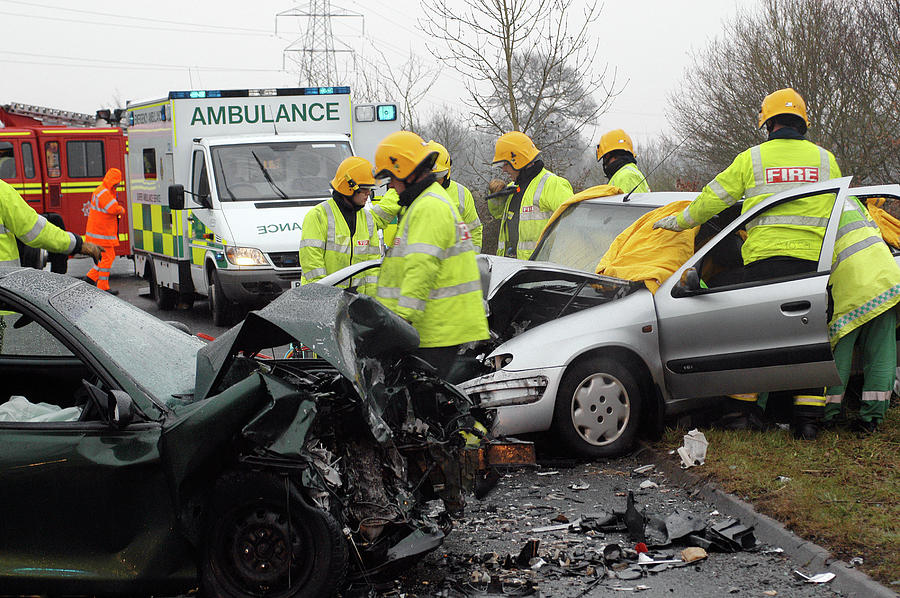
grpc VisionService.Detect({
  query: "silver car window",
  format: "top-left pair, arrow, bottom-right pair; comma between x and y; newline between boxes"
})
533,203 -> 655,271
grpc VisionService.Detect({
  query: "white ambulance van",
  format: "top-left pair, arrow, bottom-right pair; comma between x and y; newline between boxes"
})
125,86 -> 398,325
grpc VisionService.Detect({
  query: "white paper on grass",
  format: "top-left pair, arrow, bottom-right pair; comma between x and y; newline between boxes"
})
678,429 -> 709,468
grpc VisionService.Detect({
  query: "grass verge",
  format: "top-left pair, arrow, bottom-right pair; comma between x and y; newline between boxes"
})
657,406 -> 900,585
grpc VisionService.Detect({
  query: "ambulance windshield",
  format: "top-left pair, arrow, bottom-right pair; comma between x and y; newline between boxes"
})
211,140 -> 352,201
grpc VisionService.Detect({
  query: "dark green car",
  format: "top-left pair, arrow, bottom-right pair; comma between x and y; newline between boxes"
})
0,266 -> 489,597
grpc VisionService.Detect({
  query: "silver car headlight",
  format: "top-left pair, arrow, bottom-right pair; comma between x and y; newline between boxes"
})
225,246 -> 268,266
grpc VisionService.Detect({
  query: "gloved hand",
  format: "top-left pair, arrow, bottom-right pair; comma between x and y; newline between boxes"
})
652,215 -> 685,232
80,241 -> 103,264
488,179 -> 507,194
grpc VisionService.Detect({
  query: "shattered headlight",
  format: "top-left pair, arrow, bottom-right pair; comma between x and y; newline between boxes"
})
225,246 -> 268,266
487,353 -> 513,371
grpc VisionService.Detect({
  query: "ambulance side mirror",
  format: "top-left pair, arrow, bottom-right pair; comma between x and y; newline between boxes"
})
168,184 -> 185,210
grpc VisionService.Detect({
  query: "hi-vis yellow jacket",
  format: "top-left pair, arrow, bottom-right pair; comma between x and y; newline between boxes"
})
828,197 -> 900,346
0,180 -> 77,266
446,179 -> 482,252
299,198 -> 381,295
675,138 -> 841,264
488,167 -> 572,260
609,163 -> 650,194
376,182 -> 488,348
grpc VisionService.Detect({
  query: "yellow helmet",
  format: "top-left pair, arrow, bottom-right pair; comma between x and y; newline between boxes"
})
758,88 -> 808,128
492,131 -> 539,169
596,129 -> 634,161
374,131 -> 437,180
330,156 -> 376,196
427,140 -> 452,178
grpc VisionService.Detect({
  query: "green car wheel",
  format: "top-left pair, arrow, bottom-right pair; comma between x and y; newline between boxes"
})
202,472 -> 348,597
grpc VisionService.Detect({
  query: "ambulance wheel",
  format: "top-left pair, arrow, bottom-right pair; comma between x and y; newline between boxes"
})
210,270 -> 233,327
149,262 -> 177,311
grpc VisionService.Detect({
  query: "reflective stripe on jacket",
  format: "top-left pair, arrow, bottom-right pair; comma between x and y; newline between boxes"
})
0,180 -> 76,266
376,182 -> 488,348
372,189 -> 401,247
675,138 -> 841,264
299,198 -> 381,295
609,163 -> 650,194
447,179 -> 483,252
491,168 -> 573,260
86,171 -> 125,247
828,197 -> 900,345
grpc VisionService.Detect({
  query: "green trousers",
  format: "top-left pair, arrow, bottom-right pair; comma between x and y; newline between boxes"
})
825,309 -> 897,423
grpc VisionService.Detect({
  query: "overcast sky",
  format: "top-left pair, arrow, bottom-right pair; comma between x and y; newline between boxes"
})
2,0 -> 758,143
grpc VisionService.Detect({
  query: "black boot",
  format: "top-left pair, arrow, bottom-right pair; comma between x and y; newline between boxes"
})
791,403 -> 823,440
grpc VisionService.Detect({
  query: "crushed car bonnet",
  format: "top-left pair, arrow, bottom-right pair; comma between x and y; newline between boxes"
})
195,284 -> 420,402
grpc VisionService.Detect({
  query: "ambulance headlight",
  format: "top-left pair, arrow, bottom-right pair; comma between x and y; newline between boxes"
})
225,246 -> 268,266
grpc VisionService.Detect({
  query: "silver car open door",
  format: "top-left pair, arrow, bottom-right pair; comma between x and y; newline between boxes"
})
654,177 -> 851,399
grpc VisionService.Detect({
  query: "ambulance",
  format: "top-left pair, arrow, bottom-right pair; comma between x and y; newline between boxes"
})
125,87 -> 398,325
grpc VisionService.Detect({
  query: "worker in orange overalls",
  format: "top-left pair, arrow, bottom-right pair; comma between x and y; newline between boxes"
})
85,168 -> 125,294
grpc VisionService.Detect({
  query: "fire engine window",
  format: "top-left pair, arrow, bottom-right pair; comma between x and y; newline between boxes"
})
21,142 -> 35,179
0,143 -> 16,179
45,141 -> 61,178
66,140 -> 105,178
143,148 -> 157,180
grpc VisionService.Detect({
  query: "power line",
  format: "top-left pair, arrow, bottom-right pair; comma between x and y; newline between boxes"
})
0,50 -> 284,73
1,10 -> 273,36
0,0 -> 272,33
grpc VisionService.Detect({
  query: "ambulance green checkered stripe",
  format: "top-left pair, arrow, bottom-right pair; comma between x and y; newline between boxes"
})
132,202 -> 184,258
829,283 -> 900,338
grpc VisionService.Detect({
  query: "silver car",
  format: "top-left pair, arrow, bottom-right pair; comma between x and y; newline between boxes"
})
322,177 -> 900,457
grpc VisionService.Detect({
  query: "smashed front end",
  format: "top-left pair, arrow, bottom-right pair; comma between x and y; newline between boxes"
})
194,285 -> 519,579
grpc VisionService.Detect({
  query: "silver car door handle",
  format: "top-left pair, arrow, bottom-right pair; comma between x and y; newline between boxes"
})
781,300 -> 811,314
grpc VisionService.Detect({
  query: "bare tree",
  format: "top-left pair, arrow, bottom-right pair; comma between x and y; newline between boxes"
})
668,0 -> 898,184
350,45 -> 439,130
421,0 -> 620,168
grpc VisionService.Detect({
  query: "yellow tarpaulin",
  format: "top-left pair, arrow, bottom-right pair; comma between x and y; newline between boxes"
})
595,201 -> 697,293
866,198 -> 900,249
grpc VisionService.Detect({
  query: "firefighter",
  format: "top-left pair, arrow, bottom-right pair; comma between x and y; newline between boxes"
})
823,197 -> 900,435
371,141 -> 483,251
299,156 -> 381,295
85,168 -> 125,294
653,88 -> 842,439
596,129 -> 650,193
0,180 -> 102,268
487,131 -> 573,260
373,131 -> 488,378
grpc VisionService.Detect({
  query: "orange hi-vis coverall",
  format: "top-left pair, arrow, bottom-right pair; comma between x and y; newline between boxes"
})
86,168 -> 124,291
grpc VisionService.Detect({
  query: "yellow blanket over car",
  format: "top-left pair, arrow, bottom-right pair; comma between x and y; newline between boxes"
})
866,198 -> 900,249
595,201 -> 697,293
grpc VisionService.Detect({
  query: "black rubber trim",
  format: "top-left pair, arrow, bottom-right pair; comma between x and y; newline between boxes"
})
666,343 -> 833,374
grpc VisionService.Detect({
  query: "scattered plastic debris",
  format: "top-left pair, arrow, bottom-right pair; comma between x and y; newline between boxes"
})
775,476 -> 792,483
633,464 -> 655,474
639,480 -> 659,490
849,556 -> 864,567
763,591 -> 778,596
793,570 -> 836,584
570,480 -> 591,491
536,470 -> 559,476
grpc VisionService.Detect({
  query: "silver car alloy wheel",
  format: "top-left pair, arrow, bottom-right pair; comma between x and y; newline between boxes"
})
569,372 -> 631,446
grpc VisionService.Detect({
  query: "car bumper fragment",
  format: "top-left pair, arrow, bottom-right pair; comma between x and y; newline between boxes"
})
461,370 -> 550,408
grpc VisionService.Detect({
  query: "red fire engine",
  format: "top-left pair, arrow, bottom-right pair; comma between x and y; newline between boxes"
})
0,102 -> 130,273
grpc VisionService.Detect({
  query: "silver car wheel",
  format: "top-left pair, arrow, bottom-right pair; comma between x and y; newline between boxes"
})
570,372 -> 631,446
